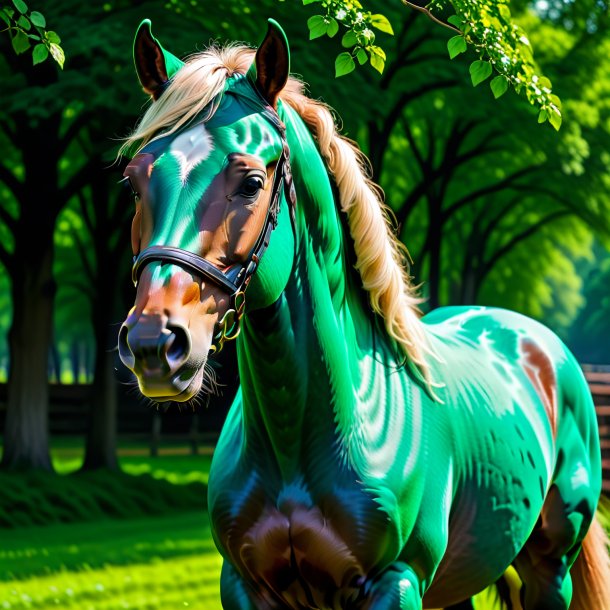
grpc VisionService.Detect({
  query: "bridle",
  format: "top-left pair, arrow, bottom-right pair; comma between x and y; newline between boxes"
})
131,87 -> 296,353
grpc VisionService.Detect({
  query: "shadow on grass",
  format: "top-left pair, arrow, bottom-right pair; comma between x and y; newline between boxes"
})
0,468 -> 207,528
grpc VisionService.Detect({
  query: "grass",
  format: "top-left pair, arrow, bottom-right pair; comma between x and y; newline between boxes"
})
0,440 -> 223,609
0,512 -> 223,609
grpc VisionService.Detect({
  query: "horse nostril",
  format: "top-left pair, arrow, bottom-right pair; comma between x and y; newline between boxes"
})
165,324 -> 191,365
117,324 -> 135,369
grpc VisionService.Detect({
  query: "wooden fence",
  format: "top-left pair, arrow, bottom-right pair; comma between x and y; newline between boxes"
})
583,366 -> 610,493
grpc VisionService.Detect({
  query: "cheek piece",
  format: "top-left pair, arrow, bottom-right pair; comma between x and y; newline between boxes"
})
131,90 -> 297,354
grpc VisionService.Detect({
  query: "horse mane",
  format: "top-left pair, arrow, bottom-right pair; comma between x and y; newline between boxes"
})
121,44 -> 439,390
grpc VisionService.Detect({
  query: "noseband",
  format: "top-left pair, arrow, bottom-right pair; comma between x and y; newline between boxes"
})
131,93 -> 296,353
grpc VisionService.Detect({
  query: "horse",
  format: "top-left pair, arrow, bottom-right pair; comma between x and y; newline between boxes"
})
117,18 -> 610,610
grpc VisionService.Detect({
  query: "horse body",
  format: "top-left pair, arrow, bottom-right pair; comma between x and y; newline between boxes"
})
207,105 -> 601,608
119,20 -> 608,610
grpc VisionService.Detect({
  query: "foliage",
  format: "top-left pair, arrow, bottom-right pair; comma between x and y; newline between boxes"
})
437,0 -> 563,128
0,1 -> 64,67
569,253 -> 610,363
0,467 -> 207,528
295,0 -> 565,128
293,0 -> 393,75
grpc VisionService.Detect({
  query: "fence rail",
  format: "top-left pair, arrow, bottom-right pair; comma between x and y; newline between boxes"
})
583,365 -> 610,493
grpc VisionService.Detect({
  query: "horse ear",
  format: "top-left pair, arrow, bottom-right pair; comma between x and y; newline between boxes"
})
247,19 -> 290,108
133,19 -> 185,100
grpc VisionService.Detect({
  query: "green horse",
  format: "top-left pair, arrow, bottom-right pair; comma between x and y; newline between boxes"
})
118,19 -> 609,610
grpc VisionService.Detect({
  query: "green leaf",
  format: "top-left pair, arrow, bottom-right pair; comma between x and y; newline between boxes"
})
341,30 -> 358,48
11,29 -> 30,54
326,17 -> 339,38
447,35 -> 467,59
356,48 -> 368,65
16,14 -> 30,30
370,14 -> 393,35
302,0 -> 320,4
490,75 -> 509,99
29,10 -> 45,28
307,15 -> 327,40
470,60 -> 492,87
12,0 -> 27,14
32,43 -> 48,65
369,45 -> 385,74
0,9 -> 10,26
538,109 -> 548,124
45,30 -> 61,44
49,42 -> 64,69
549,93 -> 562,110
447,15 -> 461,28
335,52 -> 355,77
548,109 -> 562,131
499,5 -> 511,21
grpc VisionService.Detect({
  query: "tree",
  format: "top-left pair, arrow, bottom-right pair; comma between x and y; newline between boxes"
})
0,0 -> 194,469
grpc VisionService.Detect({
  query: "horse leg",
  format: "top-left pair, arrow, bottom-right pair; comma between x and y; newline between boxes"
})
363,562 -> 423,610
512,483 -> 592,610
220,561 -> 278,610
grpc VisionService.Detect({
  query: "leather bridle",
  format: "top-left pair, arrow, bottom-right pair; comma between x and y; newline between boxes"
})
131,92 -> 296,353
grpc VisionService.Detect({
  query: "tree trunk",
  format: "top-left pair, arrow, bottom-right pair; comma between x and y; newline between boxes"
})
81,322 -> 119,471
81,168 -> 124,471
458,268 -> 478,305
426,214 -> 442,310
48,343 -> 62,384
1,243 -> 55,470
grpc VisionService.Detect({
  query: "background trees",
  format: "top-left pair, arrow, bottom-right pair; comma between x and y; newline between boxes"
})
0,0 -> 609,471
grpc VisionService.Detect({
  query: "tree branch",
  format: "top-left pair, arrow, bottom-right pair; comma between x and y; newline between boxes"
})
59,113 -> 92,157
372,79 -> 460,177
402,0 -> 461,33
480,210 -> 570,281
62,278 -> 96,302
442,164 -> 543,221
70,227 -> 95,280
0,242 -> 13,276
77,192 -> 96,238
0,164 -> 24,206
59,159 -> 97,202
0,119 -> 19,149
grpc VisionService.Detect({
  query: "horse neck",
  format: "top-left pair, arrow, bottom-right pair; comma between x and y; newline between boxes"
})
237,105 -> 406,481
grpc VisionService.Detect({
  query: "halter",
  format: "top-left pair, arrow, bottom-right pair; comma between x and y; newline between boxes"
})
131,88 -> 296,353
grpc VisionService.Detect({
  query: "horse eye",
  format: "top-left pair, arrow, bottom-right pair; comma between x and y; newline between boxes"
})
238,176 -> 264,199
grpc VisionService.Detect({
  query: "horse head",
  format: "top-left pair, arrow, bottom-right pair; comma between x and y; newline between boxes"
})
118,20 -> 296,402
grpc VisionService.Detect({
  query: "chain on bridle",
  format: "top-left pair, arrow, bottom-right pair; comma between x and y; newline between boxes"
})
131,90 -> 296,353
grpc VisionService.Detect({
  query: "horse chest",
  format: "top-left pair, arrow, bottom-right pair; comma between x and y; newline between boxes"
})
217,494 -> 392,610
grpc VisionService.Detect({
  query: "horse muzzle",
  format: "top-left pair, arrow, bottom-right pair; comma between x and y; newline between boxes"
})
118,312 -> 205,401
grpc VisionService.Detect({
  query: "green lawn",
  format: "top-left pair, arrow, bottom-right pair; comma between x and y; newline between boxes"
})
0,513 -> 223,609
1,440 -> 222,609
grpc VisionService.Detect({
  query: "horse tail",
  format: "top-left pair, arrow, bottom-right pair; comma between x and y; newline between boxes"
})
570,513 -> 610,610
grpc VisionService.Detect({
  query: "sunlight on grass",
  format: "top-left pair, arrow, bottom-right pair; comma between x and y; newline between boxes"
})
50,442 -> 213,485
0,513 -> 222,609
0,513 -> 212,580
0,553 -> 222,609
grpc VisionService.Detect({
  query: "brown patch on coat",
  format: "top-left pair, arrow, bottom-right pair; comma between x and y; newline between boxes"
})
236,504 -> 365,610
521,339 -> 558,440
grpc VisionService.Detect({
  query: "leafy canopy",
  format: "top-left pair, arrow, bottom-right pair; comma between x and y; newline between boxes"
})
293,0 -> 564,129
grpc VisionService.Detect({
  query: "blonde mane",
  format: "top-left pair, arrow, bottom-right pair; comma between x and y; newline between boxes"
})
122,44 -> 438,389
